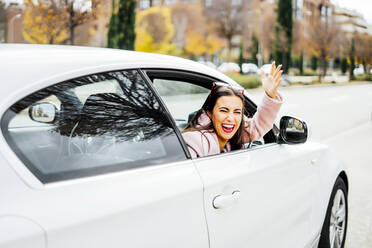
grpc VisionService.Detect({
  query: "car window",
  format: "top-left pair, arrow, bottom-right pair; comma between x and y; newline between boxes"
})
2,70 -> 186,183
151,76 -> 265,149
153,78 -> 209,130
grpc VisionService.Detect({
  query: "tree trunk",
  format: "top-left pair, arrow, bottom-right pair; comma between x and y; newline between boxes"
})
70,25 -> 74,45
69,6 -> 75,45
227,36 -> 233,61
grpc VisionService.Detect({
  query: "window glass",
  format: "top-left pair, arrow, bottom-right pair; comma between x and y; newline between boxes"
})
153,79 -> 209,130
152,78 -> 266,147
2,70 -> 186,183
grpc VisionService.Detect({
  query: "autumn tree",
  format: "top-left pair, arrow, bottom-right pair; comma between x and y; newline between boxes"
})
170,3 -> 225,58
305,12 -> 341,80
355,33 -> 372,72
135,6 -> 176,54
245,0 -> 276,64
23,0 -> 105,45
23,0 -> 69,44
205,0 -> 248,59
249,33 -> 259,65
349,37 -> 355,80
63,0 -> 105,44
273,0 -> 292,74
292,19 -> 305,74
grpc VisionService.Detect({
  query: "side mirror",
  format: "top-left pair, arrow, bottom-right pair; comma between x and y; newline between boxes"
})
29,102 -> 58,124
277,116 -> 308,144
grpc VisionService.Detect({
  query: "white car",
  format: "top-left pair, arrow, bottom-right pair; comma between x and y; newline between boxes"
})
353,66 -> 364,75
258,63 -> 291,86
0,45 -> 348,248
217,62 -> 240,73
257,63 -> 273,76
241,63 -> 258,74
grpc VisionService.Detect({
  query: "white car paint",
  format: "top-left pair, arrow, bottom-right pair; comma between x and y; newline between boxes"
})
0,44 -> 348,248
193,143 -> 321,248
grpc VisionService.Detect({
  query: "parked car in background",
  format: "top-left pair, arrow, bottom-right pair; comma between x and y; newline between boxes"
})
258,63 -> 291,86
241,63 -> 258,74
1,44 -> 348,248
217,62 -> 240,73
257,63 -> 273,76
353,66 -> 364,75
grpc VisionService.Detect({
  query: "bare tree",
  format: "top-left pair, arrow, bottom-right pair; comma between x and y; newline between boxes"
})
205,0 -> 249,59
171,3 -> 205,51
63,0 -> 106,44
355,33 -> 372,72
305,13 -> 341,80
242,0 -> 276,64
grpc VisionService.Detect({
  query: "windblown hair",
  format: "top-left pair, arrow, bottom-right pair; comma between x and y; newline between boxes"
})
183,85 -> 247,151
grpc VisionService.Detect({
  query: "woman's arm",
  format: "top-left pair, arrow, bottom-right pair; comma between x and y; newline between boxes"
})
243,92 -> 283,142
243,61 -> 283,142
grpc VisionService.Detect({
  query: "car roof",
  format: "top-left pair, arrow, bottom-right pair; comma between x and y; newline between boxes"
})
0,44 -> 243,99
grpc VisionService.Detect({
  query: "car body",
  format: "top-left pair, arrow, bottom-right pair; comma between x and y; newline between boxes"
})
197,60 -> 217,70
0,44 -> 348,248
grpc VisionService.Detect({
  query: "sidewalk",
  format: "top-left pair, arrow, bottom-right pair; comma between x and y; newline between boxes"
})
287,74 -> 349,84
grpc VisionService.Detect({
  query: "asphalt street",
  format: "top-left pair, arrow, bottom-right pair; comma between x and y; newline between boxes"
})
249,82 -> 372,248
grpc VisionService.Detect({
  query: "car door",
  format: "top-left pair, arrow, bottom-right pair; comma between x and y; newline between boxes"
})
0,70 -> 209,248
147,69 -> 319,247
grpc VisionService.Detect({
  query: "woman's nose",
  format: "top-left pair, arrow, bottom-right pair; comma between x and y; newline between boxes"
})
225,112 -> 234,122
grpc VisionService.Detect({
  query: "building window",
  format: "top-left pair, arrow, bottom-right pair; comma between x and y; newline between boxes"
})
232,0 -> 242,6
294,0 -> 303,20
163,0 -> 177,5
205,0 -> 212,6
139,0 -> 150,9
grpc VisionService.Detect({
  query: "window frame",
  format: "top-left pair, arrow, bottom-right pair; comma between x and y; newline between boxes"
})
141,69 -> 279,156
1,69 -> 188,183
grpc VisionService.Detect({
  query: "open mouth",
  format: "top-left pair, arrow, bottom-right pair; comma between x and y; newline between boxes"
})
221,123 -> 235,133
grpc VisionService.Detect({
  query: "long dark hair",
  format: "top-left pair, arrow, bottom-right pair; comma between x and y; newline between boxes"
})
184,84 -> 247,151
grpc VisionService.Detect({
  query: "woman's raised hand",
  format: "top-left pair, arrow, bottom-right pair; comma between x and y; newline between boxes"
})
261,61 -> 282,99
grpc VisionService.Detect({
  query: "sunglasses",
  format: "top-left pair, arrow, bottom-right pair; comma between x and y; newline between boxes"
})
211,82 -> 245,95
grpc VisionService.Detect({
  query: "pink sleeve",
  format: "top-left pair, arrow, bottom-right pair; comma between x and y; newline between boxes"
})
182,131 -> 209,159
243,91 -> 283,143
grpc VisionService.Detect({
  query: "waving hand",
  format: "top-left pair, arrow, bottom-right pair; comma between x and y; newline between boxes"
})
261,61 -> 282,99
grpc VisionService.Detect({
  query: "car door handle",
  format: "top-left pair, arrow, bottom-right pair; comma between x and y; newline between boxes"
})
212,190 -> 240,209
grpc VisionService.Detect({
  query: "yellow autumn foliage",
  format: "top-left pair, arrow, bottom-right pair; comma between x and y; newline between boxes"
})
185,32 -> 206,56
23,0 -> 68,44
185,31 -> 226,56
135,6 -> 177,55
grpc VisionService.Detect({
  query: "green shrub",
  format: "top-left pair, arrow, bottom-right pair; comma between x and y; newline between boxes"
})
225,73 -> 262,89
352,74 -> 372,81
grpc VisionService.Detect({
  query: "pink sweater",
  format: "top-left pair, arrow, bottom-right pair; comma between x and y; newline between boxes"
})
182,92 -> 283,158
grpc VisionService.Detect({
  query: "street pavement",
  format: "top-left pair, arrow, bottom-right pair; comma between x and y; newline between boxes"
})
249,82 -> 372,248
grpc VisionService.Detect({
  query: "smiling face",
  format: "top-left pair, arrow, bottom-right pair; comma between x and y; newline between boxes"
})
208,95 -> 243,149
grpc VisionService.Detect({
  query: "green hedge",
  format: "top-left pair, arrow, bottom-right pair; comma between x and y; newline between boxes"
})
225,73 -> 262,89
352,74 -> 372,81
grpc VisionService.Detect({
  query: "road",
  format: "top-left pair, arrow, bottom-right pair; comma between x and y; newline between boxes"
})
249,82 -> 372,247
